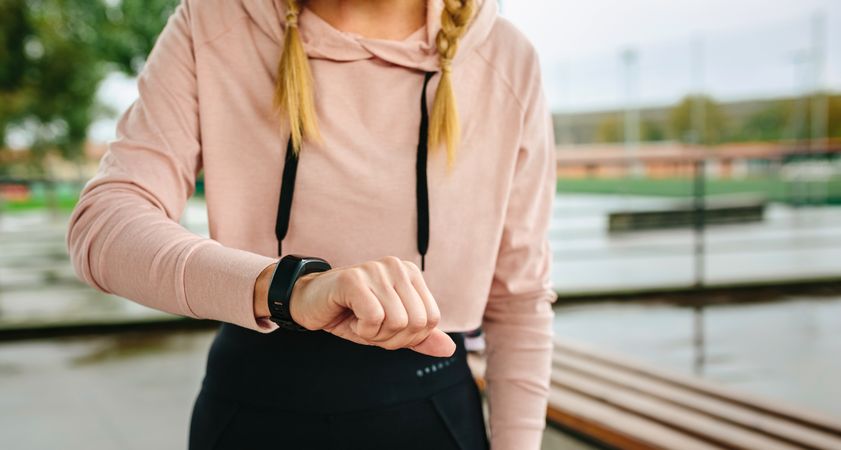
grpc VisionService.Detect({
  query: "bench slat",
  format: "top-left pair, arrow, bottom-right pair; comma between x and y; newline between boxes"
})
553,353 -> 841,450
553,369 -> 801,449
555,339 -> 841,437
548,389 -> 723,450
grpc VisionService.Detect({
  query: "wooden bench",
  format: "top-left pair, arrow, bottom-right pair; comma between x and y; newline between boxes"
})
607,194 -> 766,232
468,340 -> 841,449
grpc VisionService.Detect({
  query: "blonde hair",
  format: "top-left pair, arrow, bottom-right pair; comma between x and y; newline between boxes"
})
274,0 -> 476,167
274,0 -> 320,157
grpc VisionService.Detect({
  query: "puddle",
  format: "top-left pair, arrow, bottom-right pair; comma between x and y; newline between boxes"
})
70,331 -> 209,367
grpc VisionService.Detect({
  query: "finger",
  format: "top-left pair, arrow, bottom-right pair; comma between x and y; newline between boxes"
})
369,283 -> 409,342
343,281 -> 385,340
386,275 -> 431,350
375,314 -> 433,351
409,267 -> 440,329
410,329 -> 457,357
393,272 -> 428,333
327,318 -> 378,347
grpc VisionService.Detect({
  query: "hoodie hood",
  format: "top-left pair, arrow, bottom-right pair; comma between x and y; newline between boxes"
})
243,0 -> 498,72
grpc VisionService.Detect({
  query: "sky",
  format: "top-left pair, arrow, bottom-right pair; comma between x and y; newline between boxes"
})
89,0 -> 841,142
501,0 -> 841,111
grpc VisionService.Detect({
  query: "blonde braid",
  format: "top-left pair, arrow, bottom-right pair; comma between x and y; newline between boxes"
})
274,0 -> 320,155
429,0 -> 475,170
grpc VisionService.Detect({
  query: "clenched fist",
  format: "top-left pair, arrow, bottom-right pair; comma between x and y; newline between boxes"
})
255,256 -> 456,357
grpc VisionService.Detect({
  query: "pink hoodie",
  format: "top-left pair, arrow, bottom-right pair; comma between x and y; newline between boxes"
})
66,0 -> 558,448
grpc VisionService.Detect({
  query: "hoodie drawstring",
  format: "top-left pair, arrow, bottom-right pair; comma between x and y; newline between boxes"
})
275,71 -> 435,272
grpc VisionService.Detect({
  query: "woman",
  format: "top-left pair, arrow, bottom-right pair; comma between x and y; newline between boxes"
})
66,0 -> 558,448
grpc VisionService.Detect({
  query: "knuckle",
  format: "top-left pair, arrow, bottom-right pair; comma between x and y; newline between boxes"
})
360,261 -> 379,275
385,314 -> 409,331
381,256 -> 407,277
370,261 -> 389,281
405,306 -> 427,329
370,306 -> 386,323
362,306 -> 385,325
369,309 -> 385,325
338,267 -> 363,286
402,260 -> 421,274
426,311 -> 440,328
380,255 -> 402,268
408,315 -> 427,331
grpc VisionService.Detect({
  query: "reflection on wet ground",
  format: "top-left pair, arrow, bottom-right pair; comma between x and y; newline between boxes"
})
551,195 -> 841,292
68,331 -> 201,367
554,295 -> 841,418
0,329 -> 593,450
0,330 -> 213,450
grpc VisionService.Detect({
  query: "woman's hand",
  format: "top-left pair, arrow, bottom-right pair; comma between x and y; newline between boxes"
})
255,256 -> 456,357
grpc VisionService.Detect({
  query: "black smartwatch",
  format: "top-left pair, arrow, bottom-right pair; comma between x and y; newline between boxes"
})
267,254 -> 332,331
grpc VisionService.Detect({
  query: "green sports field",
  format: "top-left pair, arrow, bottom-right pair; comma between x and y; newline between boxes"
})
3,176 -> 841,214
556,176 -> 841,204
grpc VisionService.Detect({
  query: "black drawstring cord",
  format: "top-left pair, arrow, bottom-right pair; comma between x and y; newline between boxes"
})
275,136 -> 298,258
416,71 -> 434,271
275,71 -> 435,271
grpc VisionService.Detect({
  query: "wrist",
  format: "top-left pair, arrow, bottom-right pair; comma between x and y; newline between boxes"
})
253,262 -> 276,320
289,271 -> 319,328
263,255 -> 331,330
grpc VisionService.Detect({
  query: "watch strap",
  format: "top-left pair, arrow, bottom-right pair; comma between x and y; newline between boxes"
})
268,254 -> 331,331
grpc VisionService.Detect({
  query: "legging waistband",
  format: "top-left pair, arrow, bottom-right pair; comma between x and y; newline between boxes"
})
200,323 -> 471,414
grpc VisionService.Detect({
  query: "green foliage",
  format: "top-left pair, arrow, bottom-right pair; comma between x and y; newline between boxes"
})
831,96 -> 841,138
668,95 -> 727,145
95,0 -> 181,75
556,176 -> 841,204
733,94 -> 841,142
0,0 -> 178,172
641,120 -> 664,141
596,114 -> 621,143
737,101 -> 790,141
595,115 -> 665,144
0,0 -> 32,148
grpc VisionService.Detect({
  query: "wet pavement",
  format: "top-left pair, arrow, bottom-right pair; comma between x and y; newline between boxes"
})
554,295 -> 841,418
0,329 -> 593,450
550,195 -> 841,293
0,330 -> 210,449
4,295 -> 839,448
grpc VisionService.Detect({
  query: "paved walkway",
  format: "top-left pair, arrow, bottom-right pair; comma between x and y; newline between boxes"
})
0,329 -> 592,450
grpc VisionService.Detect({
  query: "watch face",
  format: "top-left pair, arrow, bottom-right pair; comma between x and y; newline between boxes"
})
299,257 -> 331,275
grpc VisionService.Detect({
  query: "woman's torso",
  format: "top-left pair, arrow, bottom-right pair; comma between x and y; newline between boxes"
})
187,0 -> 540,332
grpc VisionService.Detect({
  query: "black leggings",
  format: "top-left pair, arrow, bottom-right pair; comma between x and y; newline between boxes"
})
189,324 -> 489,450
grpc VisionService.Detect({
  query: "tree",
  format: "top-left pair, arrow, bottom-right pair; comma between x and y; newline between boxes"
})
641,120 -> 665,142
94,0 -> 181,76
595,114 -> 622,143
668,95 -> 727,146
0,0 -> 178,174
830,95 -> 841,138
736,101 -> 790,142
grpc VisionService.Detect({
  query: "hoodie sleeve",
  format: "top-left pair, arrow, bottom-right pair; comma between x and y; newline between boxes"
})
65,0 -> 279,333
480,52 -> 559,450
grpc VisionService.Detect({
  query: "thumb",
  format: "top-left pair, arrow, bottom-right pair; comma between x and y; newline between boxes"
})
409,329 -> 457,357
